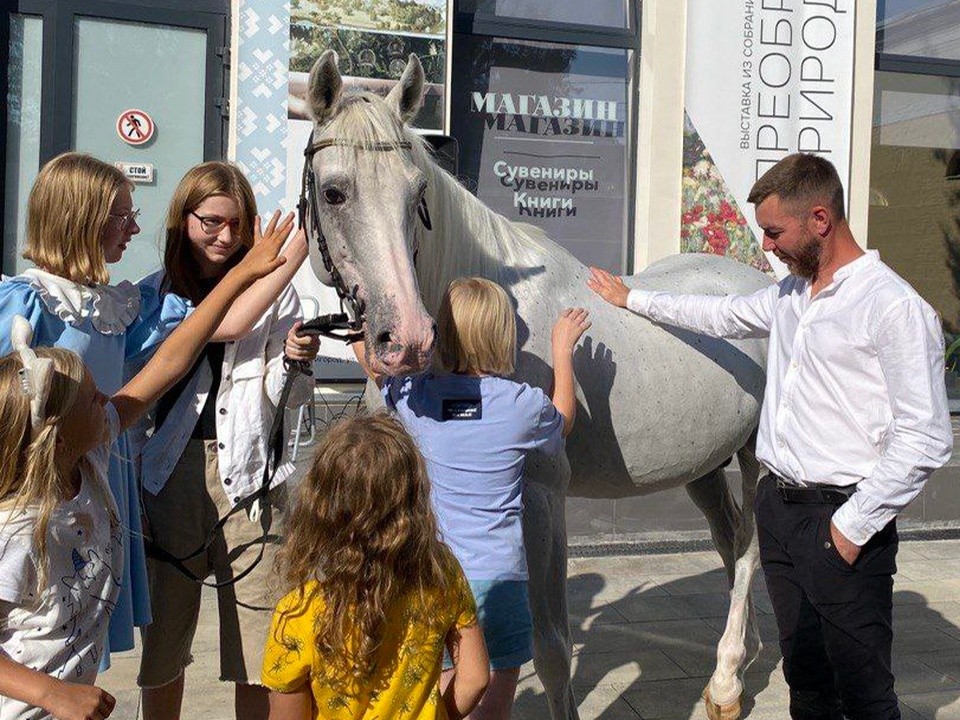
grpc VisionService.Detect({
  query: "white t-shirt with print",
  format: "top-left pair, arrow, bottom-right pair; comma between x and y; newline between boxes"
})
0,404 -> 124,720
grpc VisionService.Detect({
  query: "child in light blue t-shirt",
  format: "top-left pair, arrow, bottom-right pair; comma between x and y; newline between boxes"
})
356,277 -> 589,720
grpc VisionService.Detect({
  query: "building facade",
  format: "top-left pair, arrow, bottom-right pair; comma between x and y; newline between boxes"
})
3,0 -> 959,534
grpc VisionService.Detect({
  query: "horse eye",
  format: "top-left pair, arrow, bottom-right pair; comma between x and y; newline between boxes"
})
323,188 -> 346,205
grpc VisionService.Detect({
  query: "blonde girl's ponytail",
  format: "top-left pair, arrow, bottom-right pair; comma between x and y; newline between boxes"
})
20,422 -> 66,594
0,348 -> 85,600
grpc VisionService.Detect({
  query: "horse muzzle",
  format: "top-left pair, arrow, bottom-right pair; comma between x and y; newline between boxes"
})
367,320 -> 436,376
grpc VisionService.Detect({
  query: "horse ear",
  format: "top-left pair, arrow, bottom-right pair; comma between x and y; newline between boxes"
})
385,54 -> 425,125
308,50 -> 342,124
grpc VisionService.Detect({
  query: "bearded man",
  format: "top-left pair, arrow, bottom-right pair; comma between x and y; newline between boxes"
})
589,153 -> 953,720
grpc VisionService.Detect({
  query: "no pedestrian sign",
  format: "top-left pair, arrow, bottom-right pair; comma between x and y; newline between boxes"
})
116,109 -> 155,146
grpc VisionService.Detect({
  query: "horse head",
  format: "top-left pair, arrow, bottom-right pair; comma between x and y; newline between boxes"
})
303,50 -> 436,376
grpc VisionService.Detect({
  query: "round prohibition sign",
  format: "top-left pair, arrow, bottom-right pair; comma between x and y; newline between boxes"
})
116,109 -> 155,146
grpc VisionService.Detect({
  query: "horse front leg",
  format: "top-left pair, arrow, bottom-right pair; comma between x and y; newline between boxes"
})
702,438 -> 764,720
523,452 -> 578,720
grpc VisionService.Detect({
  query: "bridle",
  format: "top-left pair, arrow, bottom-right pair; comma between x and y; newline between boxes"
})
297,134 -> 432,344
147,132 -> 440,589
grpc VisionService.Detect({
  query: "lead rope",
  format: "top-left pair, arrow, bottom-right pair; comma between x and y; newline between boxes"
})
144,316 -> 360,592
147,132 -> 427,589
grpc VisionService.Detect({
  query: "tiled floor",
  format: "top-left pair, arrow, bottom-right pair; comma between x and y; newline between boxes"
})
100,540 -> 960,719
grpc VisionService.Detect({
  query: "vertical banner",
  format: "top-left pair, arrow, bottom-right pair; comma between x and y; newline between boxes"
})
682,0 -> 855,274
235,0 -> 290,214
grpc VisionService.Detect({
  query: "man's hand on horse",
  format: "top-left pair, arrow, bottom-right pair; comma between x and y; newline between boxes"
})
587,267 -> 630,308
286,321 -> 321,362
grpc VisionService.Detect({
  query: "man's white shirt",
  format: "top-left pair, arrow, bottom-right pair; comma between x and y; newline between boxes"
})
626,250 -> 953,546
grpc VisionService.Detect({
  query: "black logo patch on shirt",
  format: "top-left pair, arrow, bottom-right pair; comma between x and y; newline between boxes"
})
442,397 -> 483,421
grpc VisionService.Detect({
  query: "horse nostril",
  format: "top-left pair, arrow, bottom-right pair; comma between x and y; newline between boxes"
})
377,330 -> 393,345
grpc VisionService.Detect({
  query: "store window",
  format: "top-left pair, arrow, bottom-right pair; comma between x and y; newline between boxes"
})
870,3 -> 960,407
877,0 -> 960,61
450,1 -> 639,273
457,0 -> 631,30
288,0 -> 447,131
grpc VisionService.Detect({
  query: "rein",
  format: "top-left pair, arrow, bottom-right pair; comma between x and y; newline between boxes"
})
144,136 -> 434,591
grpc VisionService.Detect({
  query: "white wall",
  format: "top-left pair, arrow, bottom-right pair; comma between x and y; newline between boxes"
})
849,0 -> 878,245
632,0 -> 688,271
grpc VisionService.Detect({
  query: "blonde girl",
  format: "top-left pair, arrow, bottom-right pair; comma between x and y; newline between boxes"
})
355,278 -> 590,720
262,413 -> 489,720
126,162 -> 318,720
0,152 -> 152,665
0,226 -> 287,720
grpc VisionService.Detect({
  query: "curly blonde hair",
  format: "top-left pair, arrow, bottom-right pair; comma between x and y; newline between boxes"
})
276,413 -> 459,692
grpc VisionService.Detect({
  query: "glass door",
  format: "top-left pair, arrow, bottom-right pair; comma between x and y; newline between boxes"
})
1,0 -> 228,282
3,13 -> 43,274
73,17 -> 210,282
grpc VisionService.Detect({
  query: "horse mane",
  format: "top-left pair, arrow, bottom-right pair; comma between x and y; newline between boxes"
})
324,93 -> 561,313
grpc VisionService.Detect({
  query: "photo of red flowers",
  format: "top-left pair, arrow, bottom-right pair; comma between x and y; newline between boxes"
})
681,113 -> 772,273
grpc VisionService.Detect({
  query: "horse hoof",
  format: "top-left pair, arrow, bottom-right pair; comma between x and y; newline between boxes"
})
702,687 -> 742,720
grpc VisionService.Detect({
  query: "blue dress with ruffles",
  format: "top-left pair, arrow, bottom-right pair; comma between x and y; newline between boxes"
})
0,270 -> 153,670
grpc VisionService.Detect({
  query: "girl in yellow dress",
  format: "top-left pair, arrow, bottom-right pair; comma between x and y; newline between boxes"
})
262,414 -> 490,720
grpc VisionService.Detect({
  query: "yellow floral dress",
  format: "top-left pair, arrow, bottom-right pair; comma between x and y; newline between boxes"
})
262,566 -> 477,719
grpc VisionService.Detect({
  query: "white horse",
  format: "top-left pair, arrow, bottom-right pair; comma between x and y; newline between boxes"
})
303,51 -> 773,720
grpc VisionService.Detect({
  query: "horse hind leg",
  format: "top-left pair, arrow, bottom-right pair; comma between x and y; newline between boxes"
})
733,437 -> 763,671
690,440 -> 763,720
684,456 -> 759,719
685,465 -> 741,584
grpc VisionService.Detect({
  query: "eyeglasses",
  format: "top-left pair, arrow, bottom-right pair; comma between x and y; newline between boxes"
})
190,211 -> 243,236
109,208 -> 141,230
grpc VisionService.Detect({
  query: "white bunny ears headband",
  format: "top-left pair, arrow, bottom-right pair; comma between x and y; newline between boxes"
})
10,315 -> 54,437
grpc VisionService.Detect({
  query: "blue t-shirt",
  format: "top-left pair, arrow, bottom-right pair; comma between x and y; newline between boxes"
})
383,373 -> 564,580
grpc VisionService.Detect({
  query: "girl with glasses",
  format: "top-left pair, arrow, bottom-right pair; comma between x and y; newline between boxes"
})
125,162 -> 319,720
0,152 -> 154,671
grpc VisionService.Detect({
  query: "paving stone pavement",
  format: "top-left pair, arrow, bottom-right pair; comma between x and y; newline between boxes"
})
99,539 -> 960,719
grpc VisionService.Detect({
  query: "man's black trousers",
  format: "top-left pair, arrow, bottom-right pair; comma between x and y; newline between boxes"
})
755,474 -> 900,720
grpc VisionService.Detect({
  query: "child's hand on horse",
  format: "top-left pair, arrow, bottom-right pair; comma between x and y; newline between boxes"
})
552,308 -> 591,355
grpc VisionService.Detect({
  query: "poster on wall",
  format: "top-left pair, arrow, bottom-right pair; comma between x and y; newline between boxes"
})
285,0 -> 447,377
288,0 -> 446,129
450,36 -> 632,273
682,0 -> 855,275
